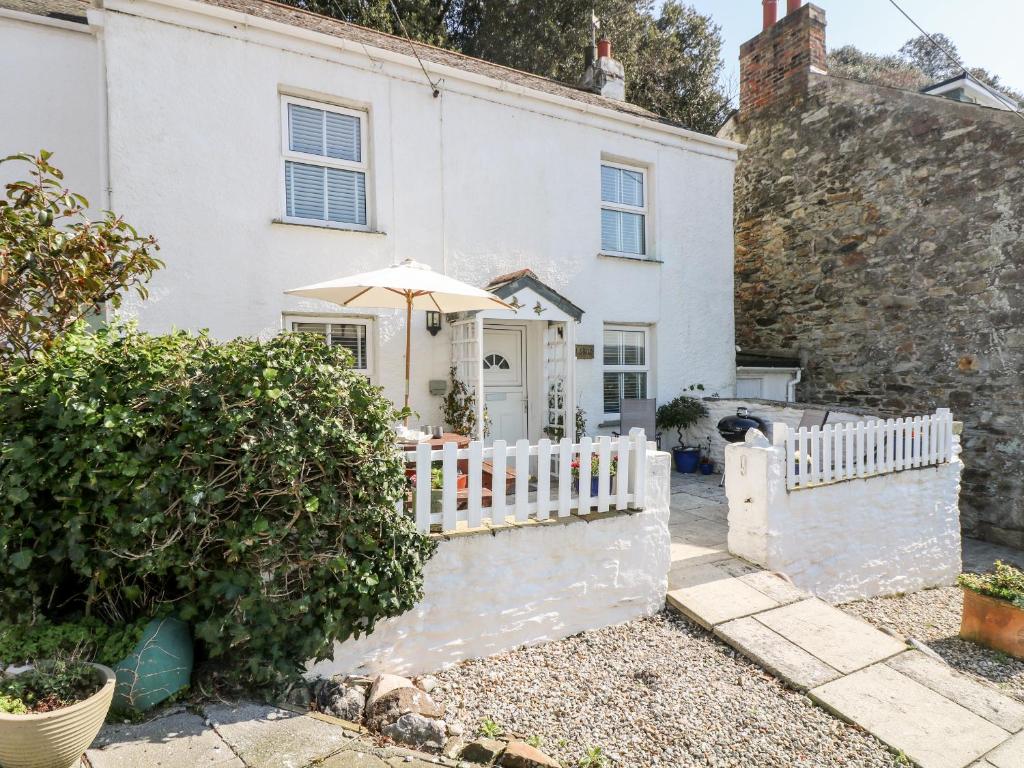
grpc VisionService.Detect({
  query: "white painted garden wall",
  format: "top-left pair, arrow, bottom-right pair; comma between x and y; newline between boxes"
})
724,427 -> 962,603
309,451 -> 671,677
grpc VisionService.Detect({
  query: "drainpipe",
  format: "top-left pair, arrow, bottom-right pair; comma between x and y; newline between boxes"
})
786,368 -> 802,402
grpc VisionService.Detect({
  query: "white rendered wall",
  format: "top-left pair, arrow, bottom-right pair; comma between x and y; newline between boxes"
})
0,12 -> 103,206
309,452 -> 671,677
724,436 -> 963,603
95,0 -> 738,434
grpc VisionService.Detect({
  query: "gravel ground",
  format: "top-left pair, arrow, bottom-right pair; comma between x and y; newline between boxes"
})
843,586 -> 1024,702
431,612 -> 898,768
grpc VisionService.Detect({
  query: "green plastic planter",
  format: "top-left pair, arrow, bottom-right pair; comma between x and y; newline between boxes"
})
113,617 -> 192,712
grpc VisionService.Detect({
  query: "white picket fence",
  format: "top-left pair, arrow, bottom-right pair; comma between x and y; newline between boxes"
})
779,408 -> 954,490
400,430 -> 649,533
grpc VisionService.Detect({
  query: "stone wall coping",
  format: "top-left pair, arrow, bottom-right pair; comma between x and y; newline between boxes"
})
429,507 -> 643,541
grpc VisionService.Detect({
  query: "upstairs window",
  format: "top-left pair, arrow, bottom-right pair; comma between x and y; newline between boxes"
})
288,317 -> 370,371
603,325 -> 649,417
601,162 -> 647,256
282,97 -> 368,228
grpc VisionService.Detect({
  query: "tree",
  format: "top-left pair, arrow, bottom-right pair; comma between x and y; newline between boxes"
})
0,152 -> 161,366
898,33 -> 960,81
829,34 -> 1023,105
282,0 -> 733,133
827,45 -> 930,91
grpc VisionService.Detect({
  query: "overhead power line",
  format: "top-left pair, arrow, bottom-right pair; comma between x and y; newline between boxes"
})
886,0 -> 1024,125
387,0 -> 441,97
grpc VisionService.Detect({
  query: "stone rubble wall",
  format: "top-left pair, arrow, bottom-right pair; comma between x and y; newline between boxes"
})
720,73 -> 1024,547
725,434 -> 963,602
308,452 -> 672,678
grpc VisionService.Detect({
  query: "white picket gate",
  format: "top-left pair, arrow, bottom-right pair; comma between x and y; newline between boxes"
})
399,431 -> 649,533
778,408 -> 954,490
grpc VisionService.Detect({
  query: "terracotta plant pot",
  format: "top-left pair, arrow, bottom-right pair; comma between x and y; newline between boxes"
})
0,662 -> 115,768
960,588 -> 1024,660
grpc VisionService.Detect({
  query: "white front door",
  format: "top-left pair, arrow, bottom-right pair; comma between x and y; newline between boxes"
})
483,326 -> 527,443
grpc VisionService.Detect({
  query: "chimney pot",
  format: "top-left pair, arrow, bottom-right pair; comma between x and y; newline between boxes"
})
762,0 -> 778,30
597,37 -> 611,59
787,0 -> 801,13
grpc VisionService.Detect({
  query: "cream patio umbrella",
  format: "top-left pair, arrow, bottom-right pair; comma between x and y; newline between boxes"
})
285,258 -> 511,416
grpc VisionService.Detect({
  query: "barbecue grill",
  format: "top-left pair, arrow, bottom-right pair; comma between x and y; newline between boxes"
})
717,407 -> 769,444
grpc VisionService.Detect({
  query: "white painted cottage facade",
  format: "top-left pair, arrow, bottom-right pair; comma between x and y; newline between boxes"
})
2,0 -> 741,442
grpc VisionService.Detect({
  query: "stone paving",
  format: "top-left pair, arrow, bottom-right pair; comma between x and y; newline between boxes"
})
666,472 -> 1024,768
85,703 -> 455,768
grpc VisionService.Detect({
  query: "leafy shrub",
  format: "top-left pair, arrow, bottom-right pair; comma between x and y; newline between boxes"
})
440,366 -> 477,436
0,618 -> 146,669
0,324 -> 435,682
0,660 -> 102,713
0,152 -> 160,365
959,561 -> 1024,608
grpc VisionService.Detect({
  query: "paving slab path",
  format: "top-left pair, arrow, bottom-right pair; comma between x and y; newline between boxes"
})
667,472 -> 1024,768
84,704 -> 454,768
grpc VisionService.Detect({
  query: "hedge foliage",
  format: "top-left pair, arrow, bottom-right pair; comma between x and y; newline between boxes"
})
0,324 -> 435,681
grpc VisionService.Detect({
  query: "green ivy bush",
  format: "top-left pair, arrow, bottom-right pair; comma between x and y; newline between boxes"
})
0,324 -> 435,682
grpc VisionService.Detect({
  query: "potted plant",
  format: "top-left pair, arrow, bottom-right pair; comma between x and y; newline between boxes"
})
571,453 -> 618,496
656,391 -> 709,474
699,438 -> 715,475
959,561 -> 1024,660
0,659 -> 116,768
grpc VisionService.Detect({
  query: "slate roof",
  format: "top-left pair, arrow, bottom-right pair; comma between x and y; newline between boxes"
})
3,0 -> 697,131
0,0 -> 89,22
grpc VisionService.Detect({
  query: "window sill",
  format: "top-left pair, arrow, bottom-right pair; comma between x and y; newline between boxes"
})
272,218 -> 387,235
597,252 -> 663,264
598,419 -> 621,428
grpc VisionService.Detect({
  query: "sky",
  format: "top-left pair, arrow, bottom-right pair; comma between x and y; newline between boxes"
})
675,0 -> 1024,99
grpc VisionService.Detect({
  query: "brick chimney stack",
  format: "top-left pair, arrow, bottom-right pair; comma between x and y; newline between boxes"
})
740,2 -> 827,116
581,36 -> 626,101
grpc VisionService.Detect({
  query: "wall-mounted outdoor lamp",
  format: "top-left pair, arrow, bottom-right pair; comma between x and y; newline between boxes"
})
425,311 -> 442,336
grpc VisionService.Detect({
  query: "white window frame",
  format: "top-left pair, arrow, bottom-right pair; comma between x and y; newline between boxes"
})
280,95 -> 371,231
600,160 -> 648,259
602,324 -> 651,421
284,314 -> 374,374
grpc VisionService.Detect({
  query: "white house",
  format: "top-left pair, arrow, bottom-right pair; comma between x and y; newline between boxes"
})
1,0 -> 742,442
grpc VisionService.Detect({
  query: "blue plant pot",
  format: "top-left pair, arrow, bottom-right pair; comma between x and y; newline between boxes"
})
673,448 -> 701,474
572,476 -> 601,496
700,462 -> 714,475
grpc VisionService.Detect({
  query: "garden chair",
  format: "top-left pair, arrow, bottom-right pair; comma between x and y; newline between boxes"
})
613,398 -> 661,449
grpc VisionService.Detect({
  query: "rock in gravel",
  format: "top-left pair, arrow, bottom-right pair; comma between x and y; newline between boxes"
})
367,674 -> 416,709
366,688 -> 443,731
442,736 -> 466,759
460,737 -> 505,764
328,687 -> 367,722
414,675 -> 438,693
381,713 -> 447,750
499,741 -> 559,768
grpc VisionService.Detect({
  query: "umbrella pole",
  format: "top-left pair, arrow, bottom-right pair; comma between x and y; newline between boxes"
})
404,293 -> 412,425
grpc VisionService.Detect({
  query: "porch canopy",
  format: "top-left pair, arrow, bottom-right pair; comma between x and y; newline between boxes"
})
449,269 -> 584,441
